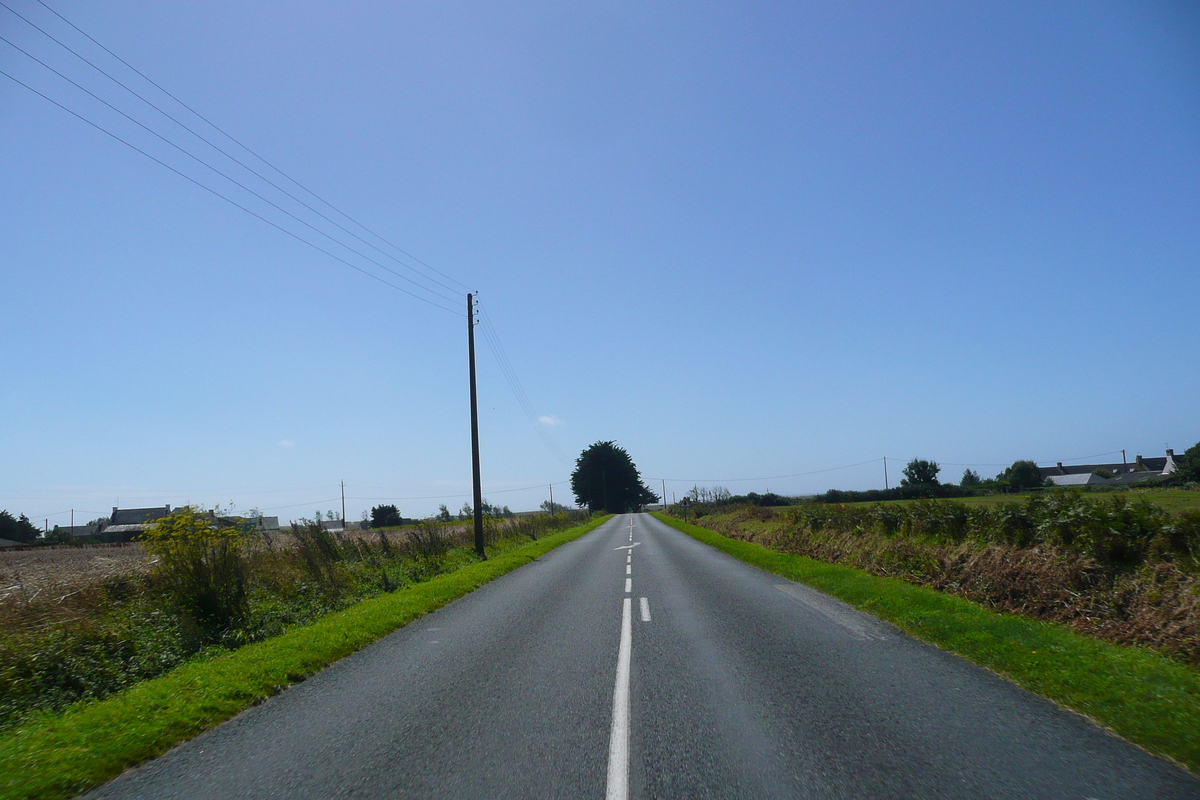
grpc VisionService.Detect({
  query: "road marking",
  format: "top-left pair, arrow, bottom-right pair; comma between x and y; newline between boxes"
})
626,554 -> 631,563
606,598 -> 632,800
639,597 -> 651,622
614,543 -> 640,550
624,577 -> 632,592
625,564 -> 631,575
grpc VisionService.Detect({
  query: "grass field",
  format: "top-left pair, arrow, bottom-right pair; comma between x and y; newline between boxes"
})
0,516 -> 610,800
654,512 -> 1200,776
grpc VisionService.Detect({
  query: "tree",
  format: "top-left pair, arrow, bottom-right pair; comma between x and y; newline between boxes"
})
570,441 -> 658,513
0,510 -> 40,543
436,504 -> 452,522
960,468 -> 981,487
1175,441 -> 1200,483
540,499 -> 569,514
997,459 -> 1043,491
370,504 -> 402,528
901,459 -> 940,487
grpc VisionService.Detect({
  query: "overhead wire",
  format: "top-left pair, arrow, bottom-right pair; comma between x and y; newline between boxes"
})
661,458 -> 885,485
475,300 -> 572,466
0,30 -> 461,309
24,0 -> 474,297
2,3 -> 579,497
0,67 -> 462,314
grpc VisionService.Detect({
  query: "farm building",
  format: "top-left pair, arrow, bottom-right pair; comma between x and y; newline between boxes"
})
101,505 -> 173,540
1040,449 -> 1181,487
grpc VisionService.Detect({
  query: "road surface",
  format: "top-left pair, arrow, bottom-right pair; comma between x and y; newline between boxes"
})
85,513 -> 1200,799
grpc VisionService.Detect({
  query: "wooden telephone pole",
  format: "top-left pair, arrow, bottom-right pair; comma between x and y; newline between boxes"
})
467,293 -> 485,559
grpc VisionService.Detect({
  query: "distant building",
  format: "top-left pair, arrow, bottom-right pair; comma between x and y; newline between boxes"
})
1039,449 -> 1181,487
58,523 -> 101,539
0,538 -> 21,549
102,505 -> 173,539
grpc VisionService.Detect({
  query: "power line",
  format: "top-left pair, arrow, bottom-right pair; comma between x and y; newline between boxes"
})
476,301 -> 571,465
662,460 -> 888,484
0,32 -> 461,309
0,67 -> 462,315
0,0 -> 462,301
27,0 -> 475,296
346,481 -> 571,502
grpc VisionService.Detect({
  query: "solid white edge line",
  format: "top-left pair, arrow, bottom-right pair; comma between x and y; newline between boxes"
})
624,577 -> 632,592
639,597 -> 651,622
606,598 -> 633,800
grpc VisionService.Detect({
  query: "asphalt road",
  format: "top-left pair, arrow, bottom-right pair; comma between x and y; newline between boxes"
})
85,513 -> 1200,799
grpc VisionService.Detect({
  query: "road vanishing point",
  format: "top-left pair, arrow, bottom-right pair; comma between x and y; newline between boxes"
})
85,514 -> 1200,799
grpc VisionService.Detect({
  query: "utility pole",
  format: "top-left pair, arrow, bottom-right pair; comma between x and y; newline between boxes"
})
603,470 -> 608,513
662,479 -> 666,510
884,456 -> 889,490
340,481 -> 346,527
467,293 -> 485,559
549,483 -> 554,513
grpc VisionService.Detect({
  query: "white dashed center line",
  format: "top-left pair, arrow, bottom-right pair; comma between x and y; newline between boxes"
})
606,597 -> 632,800
639,597 -> 651,622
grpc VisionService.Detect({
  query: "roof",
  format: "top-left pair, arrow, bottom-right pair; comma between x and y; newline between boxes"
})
1038,452 -> 1174,479
1109,471 -> 1170,486
102,523 -> 155,535
1046,473 -> 1111,487
0,538 -> 22,548
110,506 -> 171,525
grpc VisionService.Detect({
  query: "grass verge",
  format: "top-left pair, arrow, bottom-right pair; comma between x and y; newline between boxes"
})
0,516 -> 610,800
653,512 -> 1200,774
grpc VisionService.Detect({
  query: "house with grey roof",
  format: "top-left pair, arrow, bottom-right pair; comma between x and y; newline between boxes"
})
1039,449 -> 1181,487
102,505 -> 173,540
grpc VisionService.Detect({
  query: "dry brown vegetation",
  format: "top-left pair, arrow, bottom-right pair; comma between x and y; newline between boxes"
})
0,511 -> 588,731
677,497 -> 1200,667
0,544 -> 152,605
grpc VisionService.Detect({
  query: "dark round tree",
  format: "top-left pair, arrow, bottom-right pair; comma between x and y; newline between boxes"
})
1174,441 -> 1200,483
999,459 -> 1044,491
570,441 -> 658,513
900,459 -> 940,486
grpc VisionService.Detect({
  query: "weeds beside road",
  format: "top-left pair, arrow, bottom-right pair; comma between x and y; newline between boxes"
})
0,514 -> 609,800
0,510 -> 589,734
671,491 -> 1200,666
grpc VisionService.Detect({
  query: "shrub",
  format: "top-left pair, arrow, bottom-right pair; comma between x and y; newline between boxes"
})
404,520 -> 452,560
290,519 -> 345,593
141,507 -> 253,640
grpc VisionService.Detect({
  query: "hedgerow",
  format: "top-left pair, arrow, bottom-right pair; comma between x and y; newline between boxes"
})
672,492 -> 1200,664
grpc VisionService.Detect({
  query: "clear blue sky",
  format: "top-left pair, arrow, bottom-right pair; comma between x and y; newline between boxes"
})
2,0 -> 1197,525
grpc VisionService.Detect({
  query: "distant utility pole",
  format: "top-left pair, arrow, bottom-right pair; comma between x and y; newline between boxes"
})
341,481 -> 346,526
662,479 -> 666,509
549,483 -> 555,512
884,457 -> 889,490
467,293 -> 485,559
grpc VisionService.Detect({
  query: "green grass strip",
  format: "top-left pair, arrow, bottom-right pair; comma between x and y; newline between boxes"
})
653,513 -> 1200,774
0,516 -> 610,800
